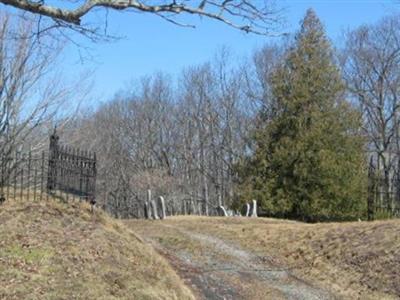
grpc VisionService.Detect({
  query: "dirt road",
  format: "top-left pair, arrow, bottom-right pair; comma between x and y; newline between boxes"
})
128,218 -> 336,300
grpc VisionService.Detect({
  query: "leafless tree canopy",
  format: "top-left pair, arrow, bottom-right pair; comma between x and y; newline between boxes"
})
62,49 -> 258,217
0,0 -> 282,37
343,15 -> 400,210
0,12 -> 89,155
0,14 -> 60,153
5,5 -> 400,219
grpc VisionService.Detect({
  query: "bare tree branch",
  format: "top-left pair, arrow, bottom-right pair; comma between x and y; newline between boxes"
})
0,0 -> 284,37
0,12 -> 90,154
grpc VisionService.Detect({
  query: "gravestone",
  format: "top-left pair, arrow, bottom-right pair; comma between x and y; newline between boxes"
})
218,205 -> 228,216
245,203 -> 250,217
251,199 -> 258,217
159,196 -> 166,219
151,200 -> 159,219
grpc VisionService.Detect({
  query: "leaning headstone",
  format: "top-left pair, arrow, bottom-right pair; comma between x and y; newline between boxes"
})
151,200 -> 159,219
251,199 -> 258,217
159,196 -> 166,219
245,203 -> 250,217
218,205 -> 228,216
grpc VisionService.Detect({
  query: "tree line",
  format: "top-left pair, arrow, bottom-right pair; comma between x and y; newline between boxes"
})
3,9 -> 400,221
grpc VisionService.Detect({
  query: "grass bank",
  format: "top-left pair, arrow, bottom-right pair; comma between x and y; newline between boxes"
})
0,197 -> 194,300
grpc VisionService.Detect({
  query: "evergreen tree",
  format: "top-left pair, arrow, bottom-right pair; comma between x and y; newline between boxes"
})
237,9 -> 366,222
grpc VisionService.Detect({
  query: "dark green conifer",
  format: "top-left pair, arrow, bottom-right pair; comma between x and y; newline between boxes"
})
238,9 -> 366,221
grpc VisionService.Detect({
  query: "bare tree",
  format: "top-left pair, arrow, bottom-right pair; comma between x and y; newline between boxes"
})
242,43 -> 284,122
343,15 -> 400,210
69,50 -> 253,218
0,12 -> 83,155
0,0 -> 283,38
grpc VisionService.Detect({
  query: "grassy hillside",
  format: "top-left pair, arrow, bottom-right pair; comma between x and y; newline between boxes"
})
130,216 -> 400,300
0,197 -> 194,300
2,196 -> 398,300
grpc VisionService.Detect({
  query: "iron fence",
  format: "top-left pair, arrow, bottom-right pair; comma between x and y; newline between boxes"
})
0,130 -> 96,204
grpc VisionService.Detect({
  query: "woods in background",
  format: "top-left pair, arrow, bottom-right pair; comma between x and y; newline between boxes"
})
5,8 -> 400,221
64,10 -> 400,221
68,54 -> 251,217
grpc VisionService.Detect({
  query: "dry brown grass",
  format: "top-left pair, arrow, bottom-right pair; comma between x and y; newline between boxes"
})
0,196 -> 194,300
130,216 -> 400,300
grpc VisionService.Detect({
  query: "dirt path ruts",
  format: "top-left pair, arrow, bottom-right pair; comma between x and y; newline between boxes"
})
141,223 -> 336,300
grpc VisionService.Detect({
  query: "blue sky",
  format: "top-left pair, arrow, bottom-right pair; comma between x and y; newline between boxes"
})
61,1 -> 398,102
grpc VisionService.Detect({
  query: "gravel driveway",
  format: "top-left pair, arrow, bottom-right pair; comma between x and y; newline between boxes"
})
133,222 -> 336,300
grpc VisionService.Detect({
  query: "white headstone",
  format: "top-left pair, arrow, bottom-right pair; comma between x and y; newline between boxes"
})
218,205 -> 228,217
245,203 -> 250,217
159,196 -> 166,219
251,199 -> 258,217
146,190 -> 153,219
151,200 -> 159,219
144,201 -> 150,219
